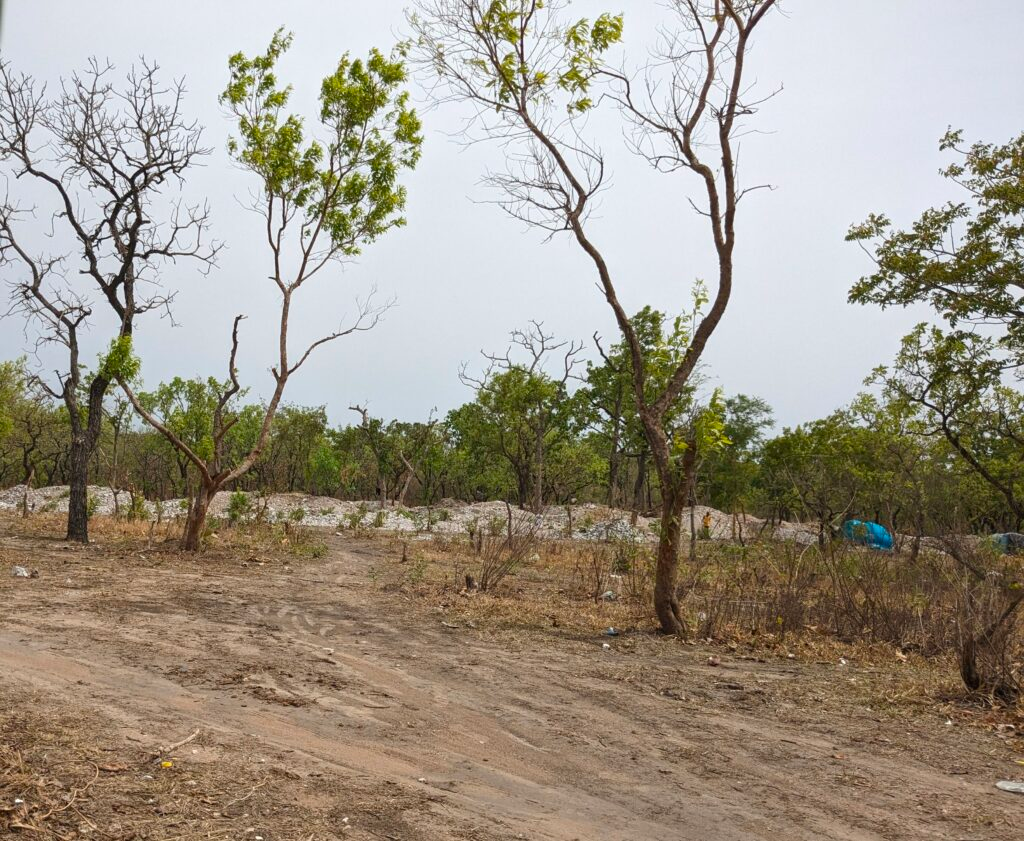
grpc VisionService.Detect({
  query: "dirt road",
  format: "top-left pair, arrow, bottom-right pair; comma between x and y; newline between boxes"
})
1,531 -> 1020,840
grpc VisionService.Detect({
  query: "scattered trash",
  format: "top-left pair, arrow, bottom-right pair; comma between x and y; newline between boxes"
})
417,777 -> 427,783
838,657 -> 848,666
601,642 -> 612,650
604,627 -> 620,637
996,780 -> 1024,794
160,761 -> 173,769
12,566 -> 37,578
707,655 -> 721,667
601,590 -> 618,601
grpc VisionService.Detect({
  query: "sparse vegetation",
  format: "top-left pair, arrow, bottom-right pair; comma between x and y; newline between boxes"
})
0,5 -> 1021,839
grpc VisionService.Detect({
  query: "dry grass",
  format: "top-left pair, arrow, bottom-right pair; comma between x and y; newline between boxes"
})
373,531 -> 1024,725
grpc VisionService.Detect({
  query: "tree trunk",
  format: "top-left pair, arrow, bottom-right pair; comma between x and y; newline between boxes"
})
21,465 -> 35,519
66,434 -> 91,543
533,427 -> 544,514
653,480 -> 688,636
182,481 -> 217,552
632,451 -> 647,515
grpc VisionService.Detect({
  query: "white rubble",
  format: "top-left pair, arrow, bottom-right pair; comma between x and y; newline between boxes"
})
0,484 -> 822,546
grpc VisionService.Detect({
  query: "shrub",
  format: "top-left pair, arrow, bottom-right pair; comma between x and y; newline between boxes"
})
478,511 -> 539,592
227,491 -> 252,524
126,493 -> 148,522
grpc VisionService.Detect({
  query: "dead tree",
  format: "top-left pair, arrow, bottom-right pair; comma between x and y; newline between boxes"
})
411,0 -> 778,633
0,58 -> 216,542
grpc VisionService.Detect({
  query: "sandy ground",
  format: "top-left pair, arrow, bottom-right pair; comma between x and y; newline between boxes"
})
1,525 -> 1022,840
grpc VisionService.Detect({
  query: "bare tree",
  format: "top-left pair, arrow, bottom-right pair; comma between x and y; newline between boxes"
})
410,0 -> 778,633
0,59 -> 217,542
120,31 -> 422,550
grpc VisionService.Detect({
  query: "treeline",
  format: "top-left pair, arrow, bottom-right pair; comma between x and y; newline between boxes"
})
3,309 -> 1022,539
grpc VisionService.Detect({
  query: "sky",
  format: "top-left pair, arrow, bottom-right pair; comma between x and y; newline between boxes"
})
1,0 -> 1022,431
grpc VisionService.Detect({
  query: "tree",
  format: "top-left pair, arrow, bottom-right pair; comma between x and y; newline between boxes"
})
700,393 -> 772,516
850,130 -> 1024,527
849,130 -> 1024,360
410,0 -> 778,634
459,322 -> 583,511
870,326 -> 1024,528
0,58 -> 217,542
582,307 -> 700,515
120,30 -> 422,550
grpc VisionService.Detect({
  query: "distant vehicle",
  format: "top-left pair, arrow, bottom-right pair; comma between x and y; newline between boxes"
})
990,533 -> 1024,555
842,519 -> 893,551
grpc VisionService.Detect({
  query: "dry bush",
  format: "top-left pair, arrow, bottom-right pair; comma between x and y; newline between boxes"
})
566,544 -> 611,601
683,539 -> 986,659
942,536 -> 1023,703
821,543 -> 954,651
477,510 -> 539,592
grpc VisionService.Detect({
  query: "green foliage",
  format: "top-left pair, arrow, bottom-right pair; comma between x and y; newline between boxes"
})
850,130 -> 1024,522
700,394 -> 773,513
221,28 -> 422,258
849,129 -> 1024,357
227,490 -> 252,524
140,377 -> 244,465
0,358 -> 26,440
97,336 -> 141,384
125,493 -> 148,522
454,1 -> 623,114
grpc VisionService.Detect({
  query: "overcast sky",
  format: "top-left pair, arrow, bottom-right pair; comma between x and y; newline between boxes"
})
1,1 -> 1022,430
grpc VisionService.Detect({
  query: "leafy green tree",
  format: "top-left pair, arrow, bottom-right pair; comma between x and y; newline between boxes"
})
458,323 -> 584,510
700,394 -> 773,515
849,130 -> 1024,527
121,30 -> 422,549
869,326 -> 1024,527
0,359 -> 24,442
849,130 -> 1024,359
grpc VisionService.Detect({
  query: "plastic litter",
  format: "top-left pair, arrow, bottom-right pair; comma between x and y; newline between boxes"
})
601,590 -> 618,601
996,780 -> 1024,794
604,627 -> 620,637
12,566 -> 36,578
842,519 -> 893,551
601,642 -> 611,650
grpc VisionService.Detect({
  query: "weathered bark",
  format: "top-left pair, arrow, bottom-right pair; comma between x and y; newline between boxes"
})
650,438 -> 699,636
65,375 -> 108,543
653,481 -> 688,636
182,480 -> 217,552
66,435 -> 91,542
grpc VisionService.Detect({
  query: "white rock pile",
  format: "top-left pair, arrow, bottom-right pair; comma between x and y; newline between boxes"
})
0,484 -> 823,546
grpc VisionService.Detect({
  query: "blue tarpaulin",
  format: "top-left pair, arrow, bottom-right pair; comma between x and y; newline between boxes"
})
990,533 -> 1024,555
842,519 -> 893,551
